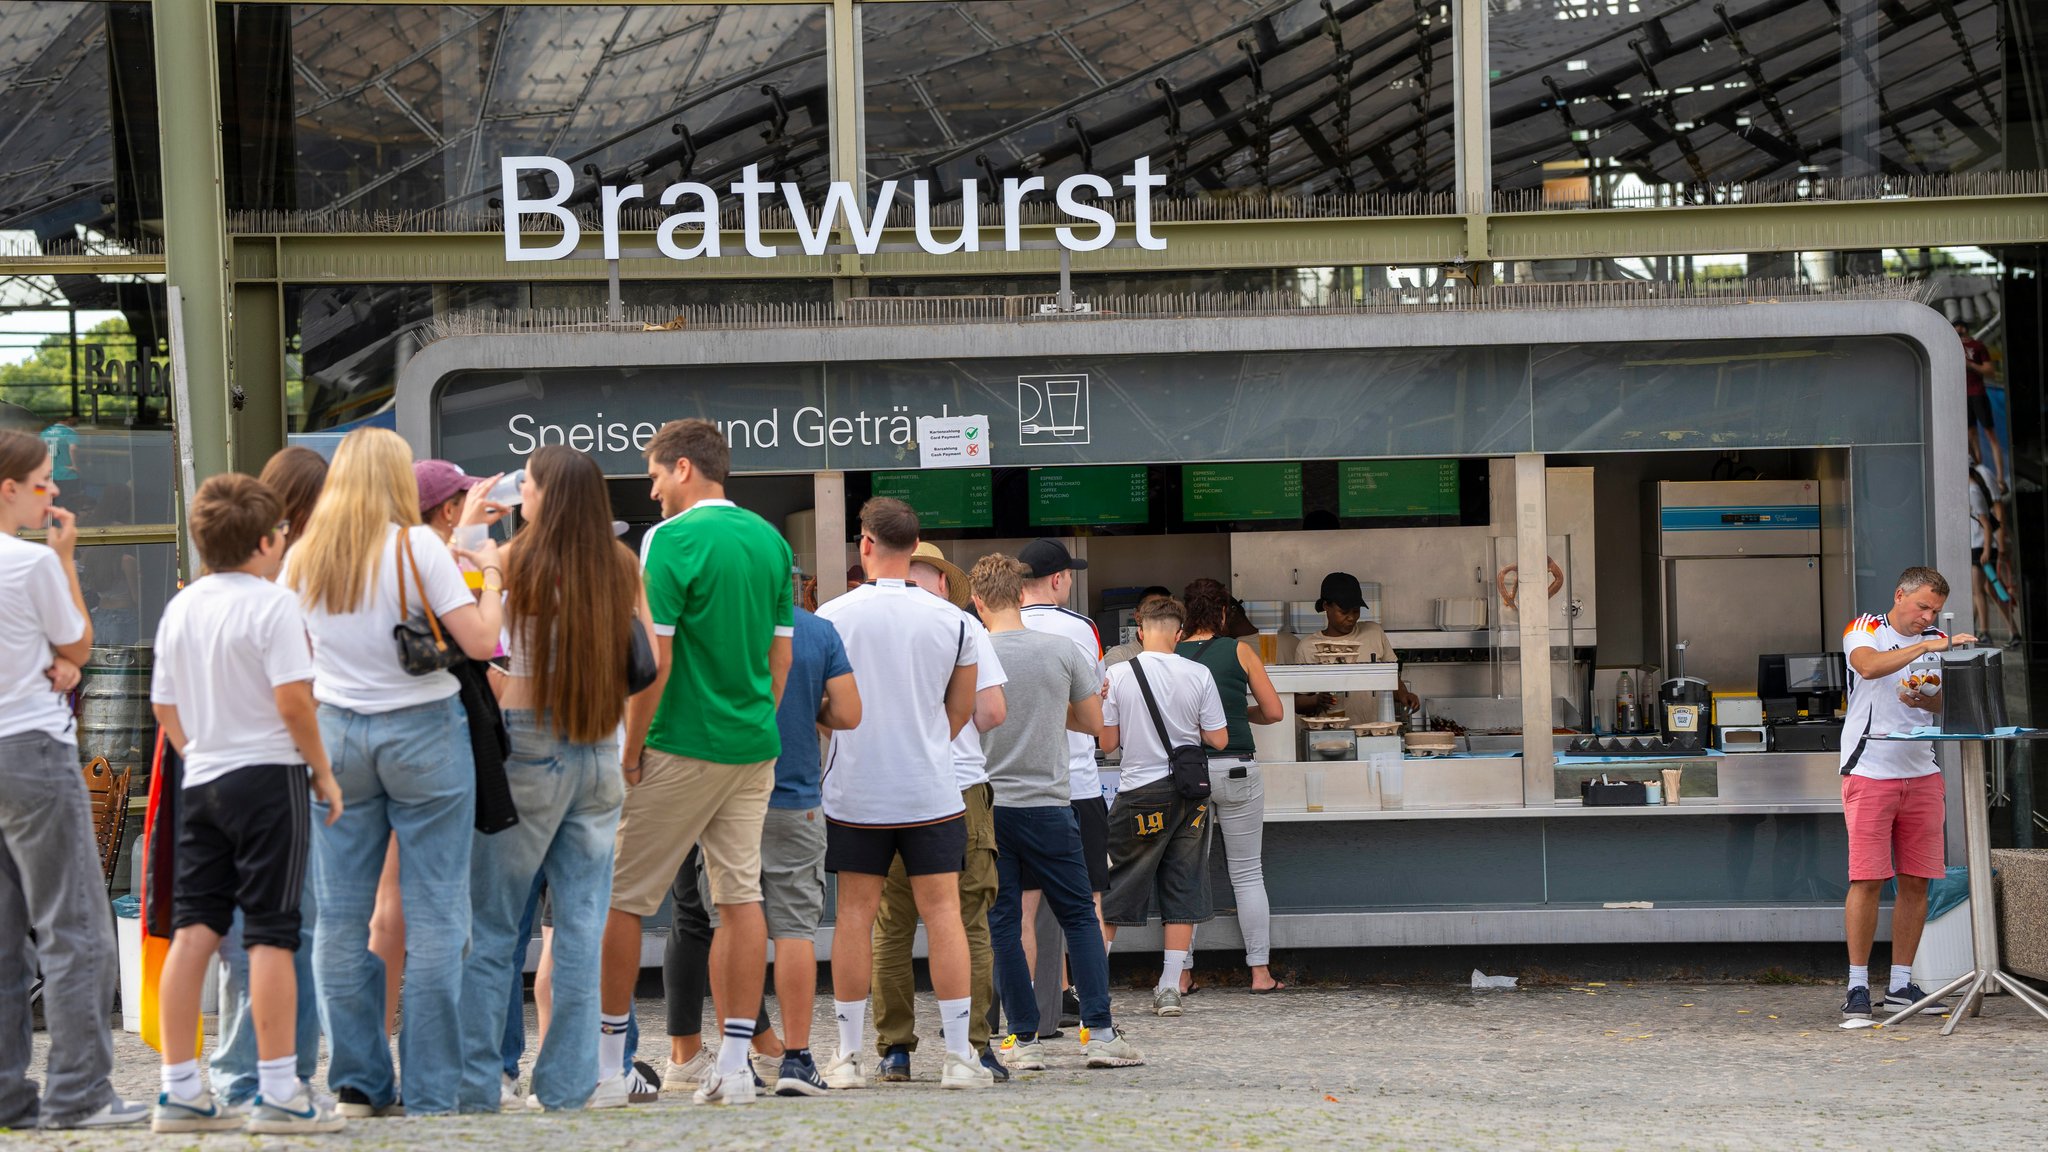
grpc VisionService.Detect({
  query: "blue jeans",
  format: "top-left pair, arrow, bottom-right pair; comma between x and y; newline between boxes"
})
312,696 -> 475,1115
457,711 -> 623,1112
211,872 -> 321,1104
989,805 -> 1112,1037
499,876 -> 543,1081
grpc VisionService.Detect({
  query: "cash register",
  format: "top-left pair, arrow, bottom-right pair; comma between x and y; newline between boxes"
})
1758,651 -> 1847,752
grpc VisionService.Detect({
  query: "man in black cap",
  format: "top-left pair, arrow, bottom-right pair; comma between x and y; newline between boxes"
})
1015,539 -> 1111,1020
1289,572 -> 1417,715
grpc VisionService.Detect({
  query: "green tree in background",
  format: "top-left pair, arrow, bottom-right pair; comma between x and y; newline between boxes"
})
0,316 -> 155,421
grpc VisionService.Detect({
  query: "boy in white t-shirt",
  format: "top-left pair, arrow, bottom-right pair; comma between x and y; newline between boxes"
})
1837,566 -> 1975,1022
1098,596 -> 1226,1018
149,474 -> 345,1134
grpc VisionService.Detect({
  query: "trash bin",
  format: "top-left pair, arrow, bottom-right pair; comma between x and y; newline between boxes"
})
1913,866 -> 1974,987
113,894 -> 141,1033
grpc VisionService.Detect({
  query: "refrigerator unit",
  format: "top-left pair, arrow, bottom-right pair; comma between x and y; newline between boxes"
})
1645,481 -> 1823,694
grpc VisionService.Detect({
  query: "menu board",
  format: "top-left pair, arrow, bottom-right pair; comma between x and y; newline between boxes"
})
1181,462 -> 1303,522
1029,465 -> 1150,526
1339,459 -> 1461,519
872,468 -> 994,529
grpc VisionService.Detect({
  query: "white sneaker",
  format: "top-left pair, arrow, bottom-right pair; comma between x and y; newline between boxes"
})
1084,1030 -> 1146,1068
152,1090 -> 241,1133
500,1073 -> 522,1111
939,1051 -> 995,1090
1001,1037 -> 1047,1071
247,1084 -> 347,1134
663,1050 -> 713,1093
58,1098 -> 150,1129
1153,986 -> 1183,1017
692,1066 -> 757,1107
822,1052 -> 868,1090
586,1064 -> 659,1110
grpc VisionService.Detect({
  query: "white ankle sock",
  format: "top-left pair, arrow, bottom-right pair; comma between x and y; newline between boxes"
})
1889,964 -> 1912,992
599,1012 -> 630,1078
257,1055 -> 297,1104
834,999 -> 867,1060
1157,949 -> 1188,993
717,1017 -> 756,1076
160,1060 -> 202,1102
1848,964 -> 1870,990
937,996 -> 973,1060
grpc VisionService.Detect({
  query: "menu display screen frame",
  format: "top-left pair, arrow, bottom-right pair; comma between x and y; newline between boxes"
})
1028,465 -> 1153,527
869,468 -> 996,530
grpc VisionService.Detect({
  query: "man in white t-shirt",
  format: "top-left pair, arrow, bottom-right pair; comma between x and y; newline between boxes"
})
1837,566 -> 1975,1022
814,499 -> 988,1091
869,543 -> 1008,1084
1098,596 -> 1226,1018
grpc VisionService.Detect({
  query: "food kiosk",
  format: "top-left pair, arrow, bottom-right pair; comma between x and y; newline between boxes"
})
399,293 -> 1968,949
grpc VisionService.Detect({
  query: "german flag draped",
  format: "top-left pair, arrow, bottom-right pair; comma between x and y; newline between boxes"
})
138,729 -> 179,1052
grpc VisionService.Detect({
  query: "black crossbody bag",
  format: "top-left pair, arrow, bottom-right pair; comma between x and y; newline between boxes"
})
1128,657 -> 1213,802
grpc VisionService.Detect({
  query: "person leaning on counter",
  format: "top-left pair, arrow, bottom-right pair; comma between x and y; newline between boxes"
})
1289,572 -> 1420,715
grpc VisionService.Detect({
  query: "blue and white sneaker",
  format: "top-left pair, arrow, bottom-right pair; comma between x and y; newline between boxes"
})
775,1053 -> 829,1097
879,1045 -> 911,1083
979,1049 -> 1011,1083
1883,983 -> 1950,1015
1841,985 -> 1873,1020
151,1090 -> 241,1133
247,1084 -> 346,1134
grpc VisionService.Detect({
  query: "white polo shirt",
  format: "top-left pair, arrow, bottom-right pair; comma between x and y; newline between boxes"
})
818,579 -> 978,826
1021,602 -> 1103,800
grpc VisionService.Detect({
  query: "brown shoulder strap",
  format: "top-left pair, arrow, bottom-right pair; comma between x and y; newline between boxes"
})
396,530 -> 449,650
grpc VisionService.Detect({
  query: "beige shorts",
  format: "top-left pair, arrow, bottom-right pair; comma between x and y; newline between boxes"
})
611,749 -> 774,915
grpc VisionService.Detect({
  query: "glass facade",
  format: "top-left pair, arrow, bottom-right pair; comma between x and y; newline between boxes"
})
0,1 -> 160,252
1492,0 -> 2010,205
220,3 -> 831,218
861,0 -> 1455,200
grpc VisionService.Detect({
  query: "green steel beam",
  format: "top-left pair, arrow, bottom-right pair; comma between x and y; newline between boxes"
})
231,282 -> 286,469
0,257 -> 166,278
228,196 -> 2048,285
1485,194 -> 2048,261
155,0 -> 234,483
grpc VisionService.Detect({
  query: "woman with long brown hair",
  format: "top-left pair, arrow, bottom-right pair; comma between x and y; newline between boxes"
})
1177,577 -> 1285,993
258,447 -> 328,560
457,445 -> 650,1112
284,427 -> 502,1118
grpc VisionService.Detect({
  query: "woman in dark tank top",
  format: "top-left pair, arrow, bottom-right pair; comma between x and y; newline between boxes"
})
1174,579 -> 1285,992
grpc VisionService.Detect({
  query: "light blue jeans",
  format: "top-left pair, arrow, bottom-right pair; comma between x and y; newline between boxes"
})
312,695 -> 475,1115
457,711 -> 622,1112
211,878 -> 321,1103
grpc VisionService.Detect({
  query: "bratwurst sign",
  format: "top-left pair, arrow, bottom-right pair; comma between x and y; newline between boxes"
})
499,156 -> 1170,263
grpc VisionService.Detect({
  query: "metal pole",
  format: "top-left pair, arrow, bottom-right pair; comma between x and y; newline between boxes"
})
608,258 -> 623,323
152,0 -> 233,482
1059,248 -> 1074,313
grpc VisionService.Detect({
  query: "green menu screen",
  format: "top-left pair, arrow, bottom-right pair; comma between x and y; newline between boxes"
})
1181,463 -> 1304,522
872,468 -> 995,529
1339,459 -> 1461,519
1029,466 -> 1151,526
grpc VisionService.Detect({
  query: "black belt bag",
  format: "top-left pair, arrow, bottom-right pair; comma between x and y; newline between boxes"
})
1129,657 -> 1212,802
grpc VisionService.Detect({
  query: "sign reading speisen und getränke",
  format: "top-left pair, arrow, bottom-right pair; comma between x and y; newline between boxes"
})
498,156 -> 1170,262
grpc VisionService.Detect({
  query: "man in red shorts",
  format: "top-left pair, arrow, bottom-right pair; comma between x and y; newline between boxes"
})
1837,566 -> 1974,1021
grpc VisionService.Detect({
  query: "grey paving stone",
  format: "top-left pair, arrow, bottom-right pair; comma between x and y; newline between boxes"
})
13,981 -> 2048,1150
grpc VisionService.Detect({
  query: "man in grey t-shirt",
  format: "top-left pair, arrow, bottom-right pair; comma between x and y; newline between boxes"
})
970,556 -> 1142,1070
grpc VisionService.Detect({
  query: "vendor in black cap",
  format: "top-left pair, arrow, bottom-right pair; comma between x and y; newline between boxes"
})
1289,572 -> 1419,716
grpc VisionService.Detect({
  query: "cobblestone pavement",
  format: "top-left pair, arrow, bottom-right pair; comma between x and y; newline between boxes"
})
13,980 -> 2048,1150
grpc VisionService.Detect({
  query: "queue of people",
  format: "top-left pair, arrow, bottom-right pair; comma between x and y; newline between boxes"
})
0,417 -> 1290,1133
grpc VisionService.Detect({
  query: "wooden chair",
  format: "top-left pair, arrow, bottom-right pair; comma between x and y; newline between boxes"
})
83,756 -> 132,894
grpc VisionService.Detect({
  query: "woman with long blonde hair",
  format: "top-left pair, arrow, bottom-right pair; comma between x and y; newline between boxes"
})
284,427 -> 501,1118
457,445 -> 650,1112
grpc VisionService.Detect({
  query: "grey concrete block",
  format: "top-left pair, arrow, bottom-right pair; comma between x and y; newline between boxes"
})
1992,848 -> 2048,981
